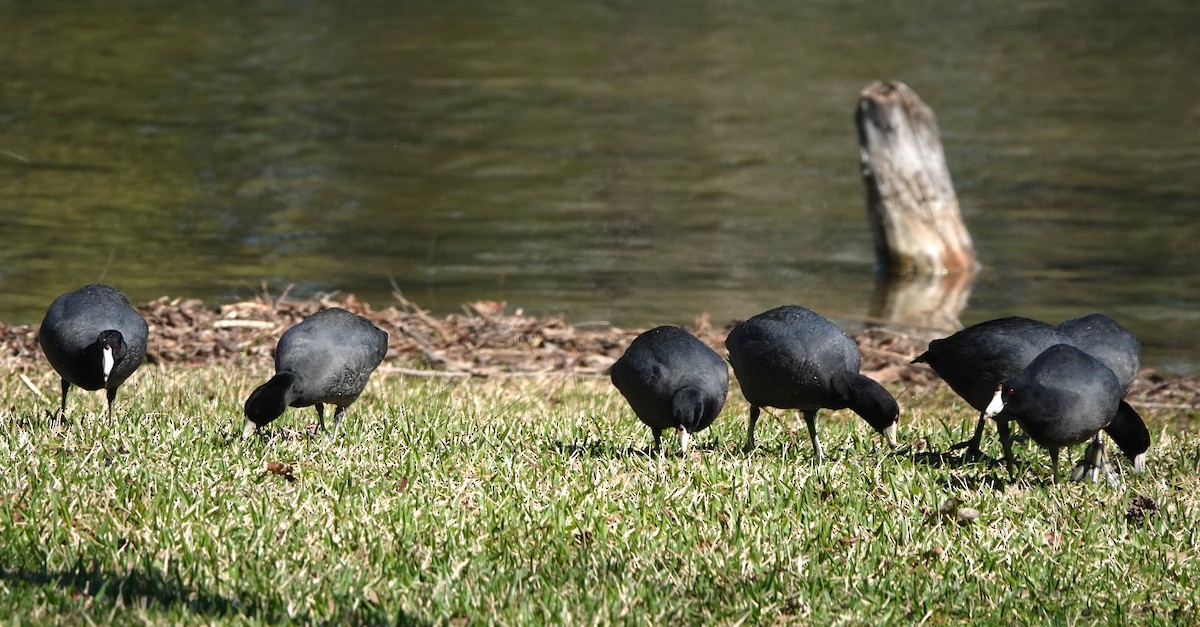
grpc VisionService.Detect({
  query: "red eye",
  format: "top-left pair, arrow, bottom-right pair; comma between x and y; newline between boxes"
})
1005,388 -> 1015,396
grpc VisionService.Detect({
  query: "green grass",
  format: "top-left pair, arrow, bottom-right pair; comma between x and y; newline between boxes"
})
1,365 -> 1198,625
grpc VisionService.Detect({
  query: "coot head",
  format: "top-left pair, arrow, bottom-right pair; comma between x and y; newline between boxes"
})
243,371 -> 302,432
95,329 -> 128,384
848,378 -> 901,449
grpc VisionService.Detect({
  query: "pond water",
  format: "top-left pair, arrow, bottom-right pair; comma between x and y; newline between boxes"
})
1,1 -> 1197,373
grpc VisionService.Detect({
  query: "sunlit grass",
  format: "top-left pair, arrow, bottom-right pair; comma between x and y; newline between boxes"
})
0,365 -> 1197,624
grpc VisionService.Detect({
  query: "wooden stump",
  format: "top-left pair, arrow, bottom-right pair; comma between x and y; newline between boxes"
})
856,81 -> 978,275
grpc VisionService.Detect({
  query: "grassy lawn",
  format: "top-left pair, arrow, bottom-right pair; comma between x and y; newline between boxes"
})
1,365 -> 1197,624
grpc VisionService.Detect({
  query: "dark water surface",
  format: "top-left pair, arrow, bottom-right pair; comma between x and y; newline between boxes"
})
2,1 -> 1197,372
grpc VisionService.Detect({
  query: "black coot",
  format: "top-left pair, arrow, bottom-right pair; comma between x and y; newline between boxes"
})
912,317 -> 1064,459
913,314 -> 1149,471
984,343 -> 1121,483
38,284 -> 148,418
243,308 -> 388,439
610,326 -> 729,452
725,305 -> 899,461
1059,314 -> 1149,473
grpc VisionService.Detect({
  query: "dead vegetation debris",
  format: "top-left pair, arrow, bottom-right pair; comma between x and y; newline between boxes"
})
1125,494 -> 1158,525
0,292 -> 1196,410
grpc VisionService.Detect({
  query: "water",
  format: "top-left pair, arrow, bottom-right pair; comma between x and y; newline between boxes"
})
1,1 -> 1197,373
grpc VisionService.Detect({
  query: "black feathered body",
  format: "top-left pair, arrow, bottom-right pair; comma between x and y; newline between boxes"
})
244,307 -> 388,431
38,284 -> 148,392
725,306 -> 899,459
997,344 -> 1121,452
913,317 -> 1065,413
611,326 -> 728,434
1058,313 -> 1140,395
1057,314 -> 1148,466
726,306 -> 864,412
274,308 -> 388,408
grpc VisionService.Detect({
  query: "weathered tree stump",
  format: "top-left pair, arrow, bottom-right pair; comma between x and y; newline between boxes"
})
856,81 -> 978,275
856,81 -> 978,334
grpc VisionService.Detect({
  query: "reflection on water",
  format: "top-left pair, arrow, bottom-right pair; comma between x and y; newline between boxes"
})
871,271 -> 976,339
1,1 -> 1197,372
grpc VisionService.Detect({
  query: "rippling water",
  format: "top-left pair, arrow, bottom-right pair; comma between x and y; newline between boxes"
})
1,1 -> 1197,372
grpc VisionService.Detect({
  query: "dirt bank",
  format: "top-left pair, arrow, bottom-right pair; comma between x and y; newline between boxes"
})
2,292 -> 1195,411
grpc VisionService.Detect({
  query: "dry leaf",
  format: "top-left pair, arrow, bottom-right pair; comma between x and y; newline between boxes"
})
267,461 -> 296,482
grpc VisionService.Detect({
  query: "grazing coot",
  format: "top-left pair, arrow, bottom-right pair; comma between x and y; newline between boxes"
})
912,317 -> 1064,460
38,284 -> 148,419
243,307 -> 388,439
913,313 -> 1150,470
610,326 -> 729,453
1058,313 -> 1149,474
725,305 -> 899,461
983,343 -> 1121,483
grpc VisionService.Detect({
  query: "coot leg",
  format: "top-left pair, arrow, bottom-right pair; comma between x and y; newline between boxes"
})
743,405 -> 760,453
803,410 -> 823,463
947,411 -> 988,462
996,419 -> 1017,481
105,387 -> 118,419
328,405 -> 348,441
59,379 -> 70,419
1070,435 -> 1119,486
1097,438 -> 1120,486
314,403 -> 327,435
1069,439 -> 1097,482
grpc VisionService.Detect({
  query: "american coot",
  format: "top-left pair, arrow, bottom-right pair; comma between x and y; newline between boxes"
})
1058,313 -> 1149,474
725,305 -> 899,461
610,326 -> 729,453
912,314 -> 1149,470
243,308 -> 388,439
984,343 -> 1121,483
912,317 -> 1063,459
38,284 -> 149,419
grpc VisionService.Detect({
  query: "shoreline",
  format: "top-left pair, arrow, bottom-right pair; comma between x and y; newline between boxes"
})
2,292 -> 1196,411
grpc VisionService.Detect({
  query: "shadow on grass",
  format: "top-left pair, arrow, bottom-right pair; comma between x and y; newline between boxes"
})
233,422 -> 332,447
0,557 -> 415,625
1,408 -> 67,432
900,447 -> 1012,491
0,558 -> 253,619
550,438 -> 722,459
936,472 -> 1011,492
905,450 -> 984,469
